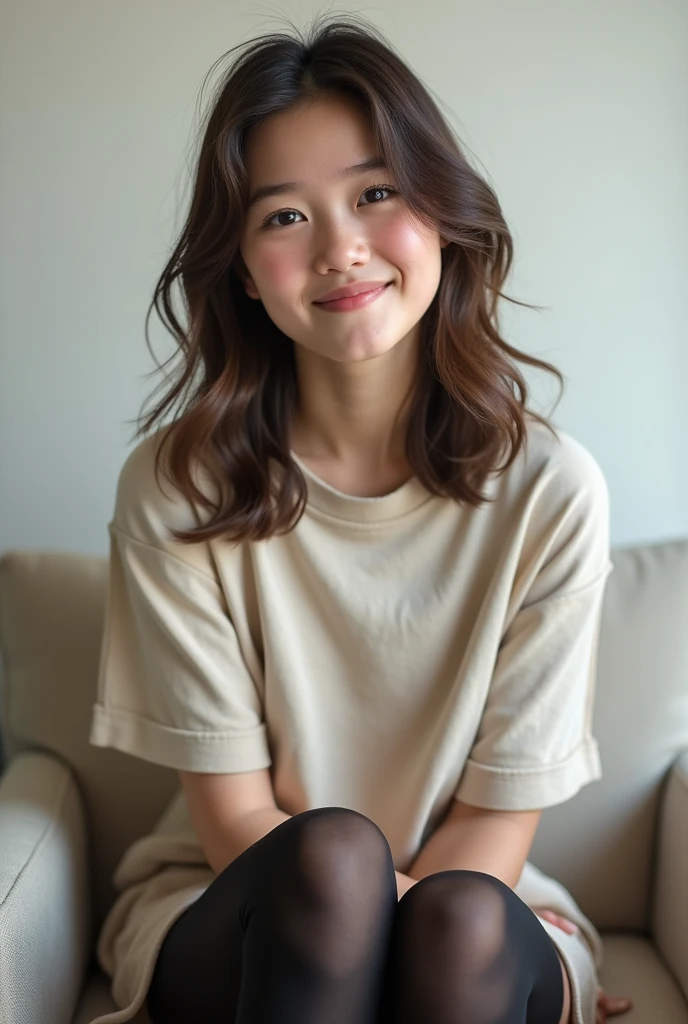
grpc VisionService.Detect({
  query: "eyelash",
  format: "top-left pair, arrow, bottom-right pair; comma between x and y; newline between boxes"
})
260,183 -> 399,230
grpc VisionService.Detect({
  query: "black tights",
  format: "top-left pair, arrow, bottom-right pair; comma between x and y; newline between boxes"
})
147,807 -> 565,1024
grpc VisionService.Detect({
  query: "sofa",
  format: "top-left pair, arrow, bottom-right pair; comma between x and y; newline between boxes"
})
0,540 -> 687,1023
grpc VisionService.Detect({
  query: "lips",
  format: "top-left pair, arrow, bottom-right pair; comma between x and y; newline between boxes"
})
312,282 -> 391,313
314,280 -> 391,303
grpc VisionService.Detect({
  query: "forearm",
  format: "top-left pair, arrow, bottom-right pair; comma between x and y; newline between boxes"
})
406,802 -> 541,891
212,806 -> 292,875
211,802 -> 536,902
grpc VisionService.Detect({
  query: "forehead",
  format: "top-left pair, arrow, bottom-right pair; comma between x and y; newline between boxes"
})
243,95 -> 379,188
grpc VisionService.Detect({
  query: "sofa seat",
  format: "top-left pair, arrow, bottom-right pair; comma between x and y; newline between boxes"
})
597,935 -> 688,1022
71,972 -> 148,1024
70,934 -> 688,1024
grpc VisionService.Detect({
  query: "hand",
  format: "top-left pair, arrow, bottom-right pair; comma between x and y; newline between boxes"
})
533,909 -> 633,1023
594,991 -> 633,1023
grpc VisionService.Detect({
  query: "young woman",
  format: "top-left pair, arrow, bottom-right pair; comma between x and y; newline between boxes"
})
88,13 -> 633,1024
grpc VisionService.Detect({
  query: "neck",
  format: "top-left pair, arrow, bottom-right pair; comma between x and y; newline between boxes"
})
289,331 -> 420,474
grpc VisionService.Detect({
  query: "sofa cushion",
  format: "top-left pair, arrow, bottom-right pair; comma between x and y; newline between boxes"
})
71,970 -> 148,1024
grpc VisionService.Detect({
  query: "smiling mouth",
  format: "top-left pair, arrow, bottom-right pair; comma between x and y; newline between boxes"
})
313,282 -> 393,311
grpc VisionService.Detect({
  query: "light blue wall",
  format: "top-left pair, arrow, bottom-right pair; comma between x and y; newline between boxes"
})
2,0 -> 686,554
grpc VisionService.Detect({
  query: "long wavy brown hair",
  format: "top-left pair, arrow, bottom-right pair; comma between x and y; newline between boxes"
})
132,10 -> 564,544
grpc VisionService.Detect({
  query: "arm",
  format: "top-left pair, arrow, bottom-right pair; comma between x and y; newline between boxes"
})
179,766 -> 291,875
404,798 -> 542,891
182,769 -> 441,902
181,771 -> 432,906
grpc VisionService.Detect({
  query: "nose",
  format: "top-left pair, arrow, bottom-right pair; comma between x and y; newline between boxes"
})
312,215 -> 373,273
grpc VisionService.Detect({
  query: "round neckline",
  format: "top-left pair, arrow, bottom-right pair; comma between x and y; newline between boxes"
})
287,450 -> 433,522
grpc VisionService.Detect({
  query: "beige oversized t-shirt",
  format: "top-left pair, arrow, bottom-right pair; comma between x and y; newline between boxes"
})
88,415 -> 612,1024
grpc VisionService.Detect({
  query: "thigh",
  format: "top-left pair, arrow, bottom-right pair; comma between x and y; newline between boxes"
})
147,811 -> 318,1023
146,806 -> 396,1024
146,832 -> 272,1022
380,870 -> 567,1024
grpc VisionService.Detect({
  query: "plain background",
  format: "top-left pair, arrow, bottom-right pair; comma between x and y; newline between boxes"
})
1,0 -> 686,556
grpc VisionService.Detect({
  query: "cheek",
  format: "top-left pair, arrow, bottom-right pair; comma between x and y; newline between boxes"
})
255,250 -> 302,294
382,217 -> 439,269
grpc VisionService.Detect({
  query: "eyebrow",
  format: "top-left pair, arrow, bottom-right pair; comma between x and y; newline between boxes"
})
247,156 -> 389,210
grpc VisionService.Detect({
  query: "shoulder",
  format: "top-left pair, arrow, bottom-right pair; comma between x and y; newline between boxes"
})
110,426 -> 220,571
495,418 -> 612,596
514,416 -> 609,516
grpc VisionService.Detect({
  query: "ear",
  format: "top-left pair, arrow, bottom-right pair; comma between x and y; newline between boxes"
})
234,250 -> 261,300
236,267 -> 261,299
242,277 -> 261,300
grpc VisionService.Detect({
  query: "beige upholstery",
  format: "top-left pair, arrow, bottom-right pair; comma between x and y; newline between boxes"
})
0,540 -> 687,1023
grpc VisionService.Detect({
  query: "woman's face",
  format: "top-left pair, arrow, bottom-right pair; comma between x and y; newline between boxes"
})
238,94 -> 447,365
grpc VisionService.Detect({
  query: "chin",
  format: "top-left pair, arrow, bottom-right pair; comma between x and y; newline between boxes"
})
332,337 -> 404,362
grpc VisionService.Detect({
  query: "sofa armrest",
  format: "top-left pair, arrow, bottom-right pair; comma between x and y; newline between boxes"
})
652,749 -> 688,1002
0,751 -> 92,1024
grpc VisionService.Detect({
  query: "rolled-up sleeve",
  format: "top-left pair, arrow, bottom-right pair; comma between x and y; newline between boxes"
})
455,433 -> 612,811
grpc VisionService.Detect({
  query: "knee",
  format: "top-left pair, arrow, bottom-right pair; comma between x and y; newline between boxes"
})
399,870 -> 513,968
289,807 -> 394,911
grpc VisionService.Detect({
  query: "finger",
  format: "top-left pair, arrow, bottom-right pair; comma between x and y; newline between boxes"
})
602,995 -> 633,1016
539,911 -> 578,934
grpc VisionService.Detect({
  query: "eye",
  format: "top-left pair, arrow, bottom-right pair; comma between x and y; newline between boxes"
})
260,183 -> 399,230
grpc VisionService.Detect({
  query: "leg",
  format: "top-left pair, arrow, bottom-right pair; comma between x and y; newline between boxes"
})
146,806 -> 398,1023
380,869 -> 566,1024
